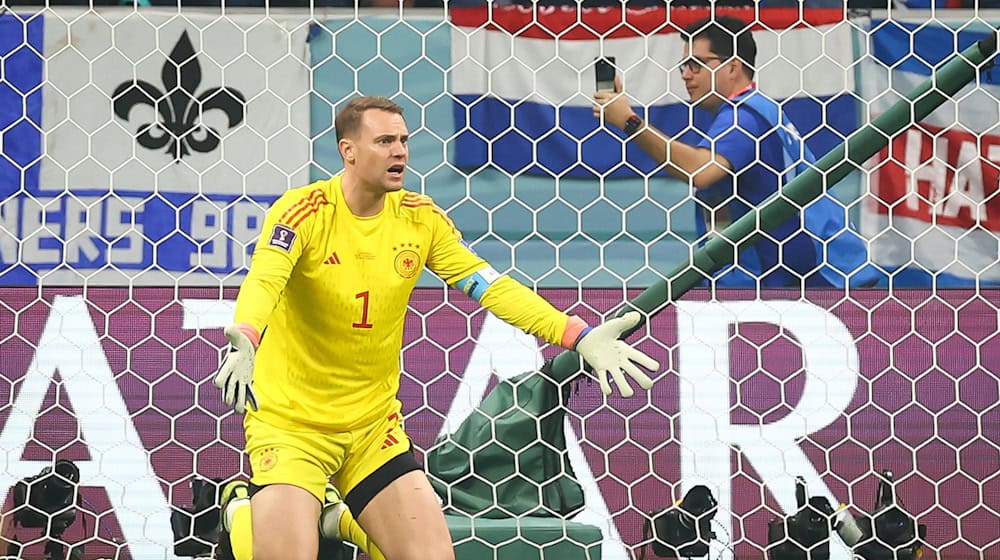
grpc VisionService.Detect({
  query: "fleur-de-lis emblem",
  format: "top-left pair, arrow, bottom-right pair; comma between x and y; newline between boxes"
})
112,31 -> 246,161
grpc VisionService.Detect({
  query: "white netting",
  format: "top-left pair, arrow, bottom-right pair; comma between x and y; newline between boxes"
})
0,4 -> 997,560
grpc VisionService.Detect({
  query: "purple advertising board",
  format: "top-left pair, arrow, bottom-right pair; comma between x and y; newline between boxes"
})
0,288 -> 997,559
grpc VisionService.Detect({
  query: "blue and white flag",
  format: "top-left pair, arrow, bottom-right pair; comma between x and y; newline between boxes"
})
860,18 -> 1000,286
0,11 -> 312,286
449,6 -> 861,179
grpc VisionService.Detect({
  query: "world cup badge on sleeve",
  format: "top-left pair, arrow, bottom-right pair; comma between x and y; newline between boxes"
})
268,224 -> 297,252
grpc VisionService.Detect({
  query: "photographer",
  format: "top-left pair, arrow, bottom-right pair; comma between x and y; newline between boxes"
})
594,16 -> 879,289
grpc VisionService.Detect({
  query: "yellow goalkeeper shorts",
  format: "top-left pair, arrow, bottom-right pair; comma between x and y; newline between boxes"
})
245,409 -> 412,504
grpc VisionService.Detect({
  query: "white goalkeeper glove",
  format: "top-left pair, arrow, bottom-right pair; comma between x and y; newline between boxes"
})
213,324 -> 259,414
574,311 -> 659,398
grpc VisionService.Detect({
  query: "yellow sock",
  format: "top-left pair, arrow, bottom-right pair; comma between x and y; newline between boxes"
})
227,498 -> 382,560
337,507 -> 386,560
228,502 -> 254,560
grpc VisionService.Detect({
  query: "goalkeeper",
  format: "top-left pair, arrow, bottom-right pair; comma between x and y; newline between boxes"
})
212,95 -> 660,560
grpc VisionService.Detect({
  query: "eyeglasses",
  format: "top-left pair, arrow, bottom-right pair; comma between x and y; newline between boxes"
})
676,56 -> 726,75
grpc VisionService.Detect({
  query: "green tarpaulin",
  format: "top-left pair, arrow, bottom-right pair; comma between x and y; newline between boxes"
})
428,360 -> 584,518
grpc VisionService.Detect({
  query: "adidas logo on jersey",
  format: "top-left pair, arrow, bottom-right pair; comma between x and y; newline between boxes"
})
324,252 -> 341,265
380,433 -> 399,450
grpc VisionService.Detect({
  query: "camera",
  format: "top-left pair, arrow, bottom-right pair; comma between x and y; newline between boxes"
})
6,459 -> 83,560
767,477 -> 835,560
644,485 -> 718,558
834,470 -> 926,560
11,459 -> 79,531
170,477 -> 223,557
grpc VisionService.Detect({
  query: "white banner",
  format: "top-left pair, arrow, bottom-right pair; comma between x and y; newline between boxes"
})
40,10 -> 312,197
0,10 -> 312,285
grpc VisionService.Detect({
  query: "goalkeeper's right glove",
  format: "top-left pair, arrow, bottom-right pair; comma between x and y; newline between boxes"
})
213,323 -> 260,414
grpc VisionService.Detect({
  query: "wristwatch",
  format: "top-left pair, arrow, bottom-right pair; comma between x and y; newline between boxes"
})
623,115 -> 643,137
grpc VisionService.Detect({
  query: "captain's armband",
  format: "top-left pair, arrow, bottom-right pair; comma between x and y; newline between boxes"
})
454,266 -> 503,302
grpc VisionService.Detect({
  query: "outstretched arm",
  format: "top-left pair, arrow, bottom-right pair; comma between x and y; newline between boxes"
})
425,198 -> 660,397
457,271 -> 660,398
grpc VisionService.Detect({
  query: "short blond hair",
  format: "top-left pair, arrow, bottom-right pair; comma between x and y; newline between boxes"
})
335,96 -> 404,142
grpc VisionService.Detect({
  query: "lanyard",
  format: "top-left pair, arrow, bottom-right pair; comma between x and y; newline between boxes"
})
727,82 -> 758,101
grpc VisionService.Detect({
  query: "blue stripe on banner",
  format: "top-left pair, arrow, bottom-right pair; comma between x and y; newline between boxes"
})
870,19 -> 1000,84
453,97 -> 691,178
453,94 -> 856,178
0,13 -> 43,197
0,14 -> 44,285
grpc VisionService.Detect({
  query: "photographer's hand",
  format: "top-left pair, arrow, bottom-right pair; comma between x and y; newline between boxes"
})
593,76 -> 635,130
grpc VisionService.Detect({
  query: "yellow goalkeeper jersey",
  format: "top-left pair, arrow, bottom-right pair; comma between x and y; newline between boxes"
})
234,176 -> 578,432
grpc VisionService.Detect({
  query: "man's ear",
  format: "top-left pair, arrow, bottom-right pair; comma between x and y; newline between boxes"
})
339,138 -> 355,164
728,57 -> 742,78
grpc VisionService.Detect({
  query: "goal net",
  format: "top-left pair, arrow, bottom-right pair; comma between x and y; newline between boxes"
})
0,4 -> 996,560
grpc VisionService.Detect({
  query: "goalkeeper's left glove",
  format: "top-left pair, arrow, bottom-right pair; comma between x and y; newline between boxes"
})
574,311 -> 659,398
213,323 -> 260,413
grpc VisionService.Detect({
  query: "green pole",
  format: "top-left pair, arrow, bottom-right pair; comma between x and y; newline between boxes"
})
547,33 -> 997,380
